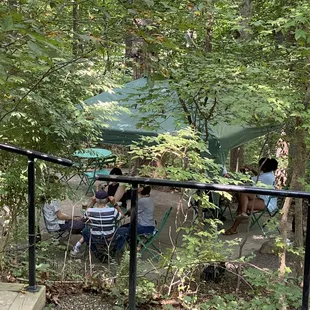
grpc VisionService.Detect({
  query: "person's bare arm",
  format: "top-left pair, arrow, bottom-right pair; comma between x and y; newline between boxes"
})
115,205 -> 124,216
114,184 -> 126,202
108,196 -> 124,216
56,210 -> 74,221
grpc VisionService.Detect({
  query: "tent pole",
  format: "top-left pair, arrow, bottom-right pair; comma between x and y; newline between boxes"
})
128,146 -> 132,175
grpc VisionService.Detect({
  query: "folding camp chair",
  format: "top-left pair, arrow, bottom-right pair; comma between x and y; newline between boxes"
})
42,209 -> 70,240
250,196 -> 283,236
219,203 -> 234,221
187,190 -> 219,223
79,157 -> 116,195
97,155 -> 117,169
137,207 -> 172,259
82,166 -> 110,195
83,209 -> 120,262
59,162 -> 84,188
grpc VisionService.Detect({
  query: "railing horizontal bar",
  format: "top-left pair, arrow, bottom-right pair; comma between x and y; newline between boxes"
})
0,143 -> 72,167
96,175 -> 310,199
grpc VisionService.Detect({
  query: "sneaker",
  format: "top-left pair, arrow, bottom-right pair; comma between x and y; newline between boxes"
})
70,249 -> 83,258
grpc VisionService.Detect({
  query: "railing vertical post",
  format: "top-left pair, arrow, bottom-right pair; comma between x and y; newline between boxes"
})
128,182 -> 138,310
302,199 -> 310,309
27,156 -> 37,292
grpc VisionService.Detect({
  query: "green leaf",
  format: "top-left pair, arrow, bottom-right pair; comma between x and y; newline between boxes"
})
295,29 -> 307,40
143,0 -> 154,6
27,41 -> 43,56
1,16 -> 14,31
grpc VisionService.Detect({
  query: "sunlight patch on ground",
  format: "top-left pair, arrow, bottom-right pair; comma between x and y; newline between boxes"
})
252,235 -> 265,240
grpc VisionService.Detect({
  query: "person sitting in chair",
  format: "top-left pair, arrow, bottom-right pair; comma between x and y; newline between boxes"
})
105,167 -> 129,208
87,167 -> 129,209
115,186 -> 155,252
43,198 -> 85,235
71,190 -> 123,259
224,158 -> 278,235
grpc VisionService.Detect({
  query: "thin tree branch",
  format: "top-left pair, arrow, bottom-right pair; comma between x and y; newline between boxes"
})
0,51 -> 94,123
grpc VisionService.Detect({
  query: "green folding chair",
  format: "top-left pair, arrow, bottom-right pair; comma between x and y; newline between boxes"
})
97,155 -> 117,169
83,167 -> 110,195
137,207 -> 172,259
80,158 -> 117,195
250,196 -> 283,236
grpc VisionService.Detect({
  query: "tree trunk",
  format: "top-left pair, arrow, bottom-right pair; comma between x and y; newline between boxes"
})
279,128 -> 306,281
292,129 -> 307,275
230,146 -> 244,173
72,0 -> 79,56
239,0 -> 252,39
204,11 -> 213,53
279,197 -> 292,279
125,19 -> 152,80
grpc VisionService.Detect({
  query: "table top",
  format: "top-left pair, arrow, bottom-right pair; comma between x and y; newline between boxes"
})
73,148 -> 112,159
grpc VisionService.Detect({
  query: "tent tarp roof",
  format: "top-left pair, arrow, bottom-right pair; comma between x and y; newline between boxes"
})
85,78 -> 281,163
85,78 -> 181,143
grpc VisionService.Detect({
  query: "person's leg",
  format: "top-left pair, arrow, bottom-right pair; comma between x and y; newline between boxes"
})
225,198 -> 266,234
71,227 -> 89,257
237,193 -> 256,217
70,220 -> 85,234
115,225 -> 130,251
247,198 -> 266,212
59,219 -> 85,234
224,217 -> 243,234
137,225 -> 155,235
235,193 -> 241,213
82,229 -> 100,255
90,235 -> 105,258
72,236 -> 84,253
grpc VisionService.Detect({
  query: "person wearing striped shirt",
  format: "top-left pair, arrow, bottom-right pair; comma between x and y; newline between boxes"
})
71,190 -> 123,258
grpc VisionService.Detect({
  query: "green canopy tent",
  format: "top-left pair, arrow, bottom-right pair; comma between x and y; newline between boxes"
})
84,78 -> 182,145
85,77 -> 281,165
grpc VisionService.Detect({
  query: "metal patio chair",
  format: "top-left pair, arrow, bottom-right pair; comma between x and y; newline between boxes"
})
80,156 -> 117,195
137,207 -> 172,259
250,196 -> 284,236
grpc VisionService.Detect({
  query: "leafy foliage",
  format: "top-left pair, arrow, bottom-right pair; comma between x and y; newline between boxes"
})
201,269 -> 302,309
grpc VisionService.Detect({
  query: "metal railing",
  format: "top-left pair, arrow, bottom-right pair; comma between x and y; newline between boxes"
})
1,144 -> 309,309
0,143 -> 72,291
96,174 -> 310,310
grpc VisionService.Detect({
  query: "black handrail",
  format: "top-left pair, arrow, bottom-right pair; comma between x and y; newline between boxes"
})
0,143 -> 72,292
96,174 -> 310,310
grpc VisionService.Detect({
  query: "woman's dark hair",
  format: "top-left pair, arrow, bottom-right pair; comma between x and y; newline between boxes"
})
258,157 -> 270,172
141,186 -> 151,196
109,167 -> 122,175
269,158 -> 278,171
258,157 -> 278,172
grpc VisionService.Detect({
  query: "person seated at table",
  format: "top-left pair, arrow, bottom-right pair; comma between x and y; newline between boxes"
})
115,186 -> 155,253
269,158 -> 279,172
105,167 -> 130,208
87,168 -> 129,209
71,190 -> 123,258
42,197 -> 85,235
222,165 -> 231,178
224,158 -> 278,235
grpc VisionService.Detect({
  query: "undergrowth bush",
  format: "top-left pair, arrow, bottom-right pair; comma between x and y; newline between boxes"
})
200,268 -> 301,310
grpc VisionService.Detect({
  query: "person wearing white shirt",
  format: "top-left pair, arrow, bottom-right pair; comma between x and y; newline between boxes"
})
224,158 -> 277,235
